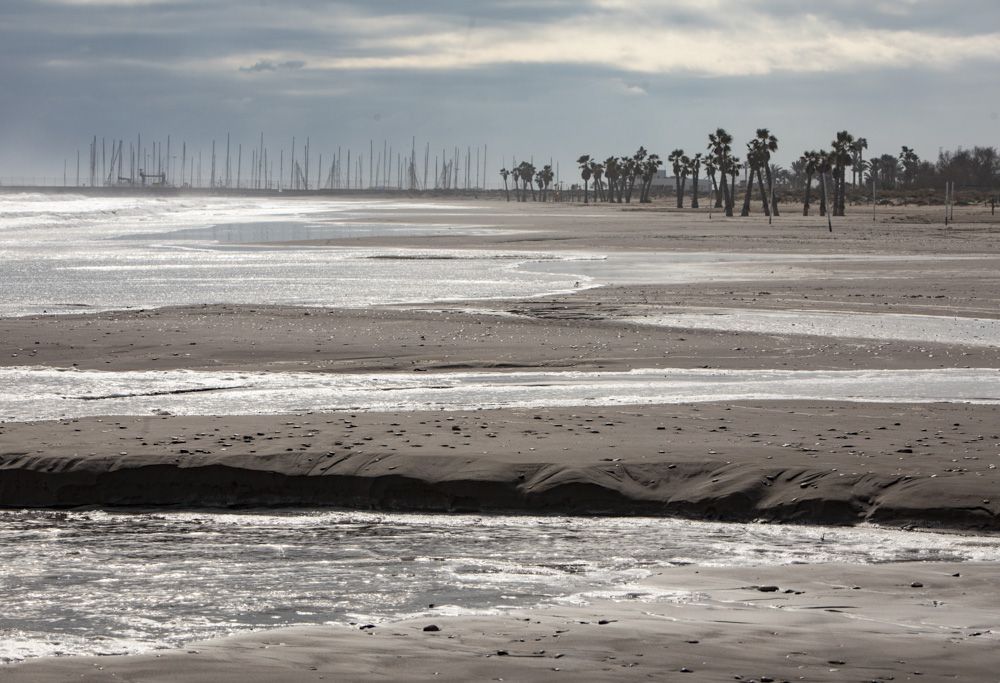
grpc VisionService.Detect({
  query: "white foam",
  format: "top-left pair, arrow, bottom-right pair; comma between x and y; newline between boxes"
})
2,509 -> 999,663
3,366 -> 999,422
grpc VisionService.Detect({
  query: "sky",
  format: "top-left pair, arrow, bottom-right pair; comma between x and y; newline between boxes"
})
2,0 -> 999,184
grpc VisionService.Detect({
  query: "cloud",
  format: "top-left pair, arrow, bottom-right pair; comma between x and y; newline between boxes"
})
238,59 -> 306,73
7,0 -> 1000,80
2,0 -> 1000,177
291,10 -> 1000,77
614,79 -> 648,96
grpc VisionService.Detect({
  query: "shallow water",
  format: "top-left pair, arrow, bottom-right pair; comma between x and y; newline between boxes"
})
2,509 -> 998,663
2,367 -> 998,421
6,194 -> 988,320
631,308 -> 1000,347
0,194 -> 589,317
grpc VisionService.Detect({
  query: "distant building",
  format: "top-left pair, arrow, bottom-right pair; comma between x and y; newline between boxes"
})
650,170 -> 714,191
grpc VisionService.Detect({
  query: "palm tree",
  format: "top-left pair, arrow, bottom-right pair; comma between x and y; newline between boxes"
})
878,153 -> 899,188
741,140 -> 762,217
577,155 -> 592,203
800,151 -> 819,216
727,155 -> 740,215
590,160 -> 606,202
518,161 -> 537,201
830,131 -> 855,216
690,153 -> 702,209
538,164 -> 554,201
704,156 -> 721,209
668,149 -> 686,208
899,146 -> 920,186
708,129 -> 735,216
866,156 -> 880,188
499,167 -> 511,202
850,137 -> 868,186
816,150 -> 832,218
817,150 -> 835,232
625,147 -> 647,203
639,154 -> 663,203
616,156 -> 630,203
603,157 -> 619,203
756,128 -> 779,216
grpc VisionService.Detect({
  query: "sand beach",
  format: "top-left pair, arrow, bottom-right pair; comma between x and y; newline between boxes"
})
2,197 -> 999,679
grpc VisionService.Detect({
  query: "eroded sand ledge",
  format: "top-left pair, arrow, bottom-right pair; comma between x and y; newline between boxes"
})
3,404 -> 998,530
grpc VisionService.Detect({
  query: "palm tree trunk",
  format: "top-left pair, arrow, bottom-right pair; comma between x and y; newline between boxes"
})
583,178 -> 588,204
674,176 -> 682,208
764,164 -> 779,216
819,175 -> 828,216
692,169 -> 700,208
710,171 -> 722,208
838,168 -> 847,216
626,176 -> 637,203
803,172 -> 813,216
832,168 -> 840,215
727,173 -> 736,216
756,168 -> 770,216
503,178 -> 509,202
741,166 -> 754,216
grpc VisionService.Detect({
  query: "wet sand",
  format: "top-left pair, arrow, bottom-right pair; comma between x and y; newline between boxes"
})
276,198 -> 1000,254
8,561 -> 999,682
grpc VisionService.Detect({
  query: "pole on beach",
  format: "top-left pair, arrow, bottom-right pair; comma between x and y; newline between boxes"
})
768,170 -> 774,226
944,182 -> 951,226
823,171 -> 833,233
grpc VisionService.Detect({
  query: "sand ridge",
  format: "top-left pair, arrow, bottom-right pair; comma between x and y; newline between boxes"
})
3,403 -> 998,529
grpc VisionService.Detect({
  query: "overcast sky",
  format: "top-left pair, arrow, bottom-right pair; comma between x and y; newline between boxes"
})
2,0 -> 999,182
